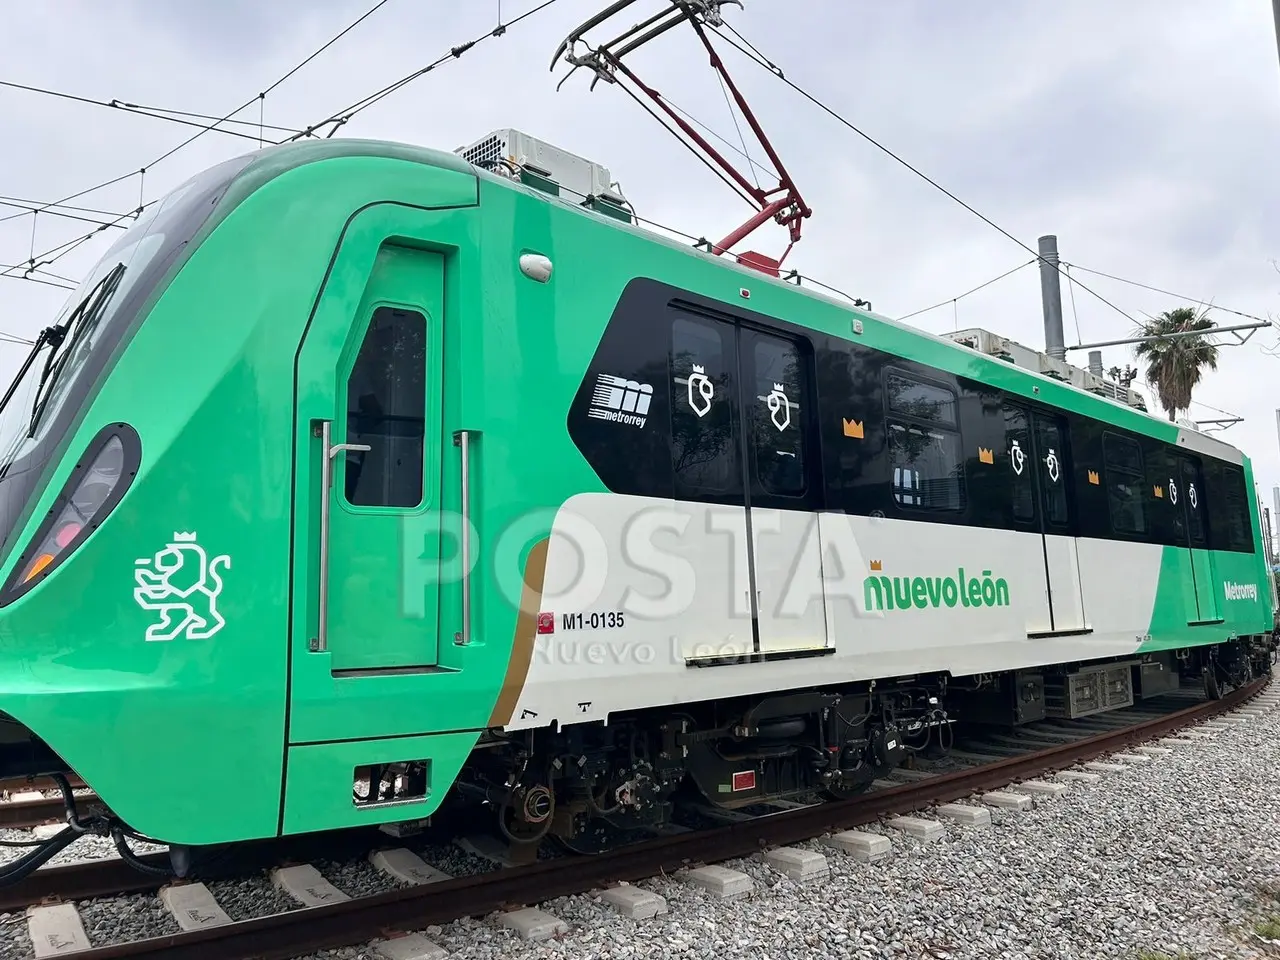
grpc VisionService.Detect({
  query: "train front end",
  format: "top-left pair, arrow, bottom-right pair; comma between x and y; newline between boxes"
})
0,138 -> 499,877
0,142 -> 356,874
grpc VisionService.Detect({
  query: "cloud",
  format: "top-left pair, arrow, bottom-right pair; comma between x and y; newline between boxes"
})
3,0 -> 1280,517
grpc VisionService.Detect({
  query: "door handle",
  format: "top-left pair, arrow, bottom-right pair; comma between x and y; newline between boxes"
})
454,430 -> 476,646
329,441 -> 371,461
311,420 -> 371,652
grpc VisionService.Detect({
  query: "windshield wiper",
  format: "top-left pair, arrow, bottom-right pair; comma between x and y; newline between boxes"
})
26,262 -> 125,438
0,324 -> 68,482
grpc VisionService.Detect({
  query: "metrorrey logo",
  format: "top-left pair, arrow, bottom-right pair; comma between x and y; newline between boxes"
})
1224,581 -> 1258,601
864,562 -> 1010,611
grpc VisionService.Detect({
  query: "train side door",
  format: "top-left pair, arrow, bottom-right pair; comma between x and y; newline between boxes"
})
1003,403 -> 1055,634
1162,451 -> 1201,626
1174,454 -> 1221,625
310,245 -> 444,671
738,326 -> 828,655
1005,404 -> 1086,635
1030,413 -> 1088,633
669,311 -> 755,659
669,308 -> 827,660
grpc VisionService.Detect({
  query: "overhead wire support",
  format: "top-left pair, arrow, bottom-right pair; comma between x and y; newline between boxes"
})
1067,321 -> 1270,352
553,0 -> 811,273
1060,261 -> 1274,325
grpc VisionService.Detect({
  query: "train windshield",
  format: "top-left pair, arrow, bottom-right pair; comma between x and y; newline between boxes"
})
0,152 -> 255,562
0,226 -> 168,474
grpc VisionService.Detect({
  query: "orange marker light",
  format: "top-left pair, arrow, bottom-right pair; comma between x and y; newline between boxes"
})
24,554 -> 54,582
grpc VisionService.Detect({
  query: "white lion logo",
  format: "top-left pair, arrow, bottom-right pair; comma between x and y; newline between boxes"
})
133,532 -> 231,641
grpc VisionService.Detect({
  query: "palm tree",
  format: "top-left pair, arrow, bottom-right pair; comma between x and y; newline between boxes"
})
1132,306 -> 1219,421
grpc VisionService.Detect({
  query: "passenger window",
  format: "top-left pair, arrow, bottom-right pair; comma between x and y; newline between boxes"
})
887,372 -> 956,426
1003,406 -> 1035,523
889,423 -> 964,511
1222,463 -> 1252,551
888,372 -> 963,512
1102,432 -> 1145,535
344,306 -> 426,508
670,314 -> 740,496
746,333 -> 806,497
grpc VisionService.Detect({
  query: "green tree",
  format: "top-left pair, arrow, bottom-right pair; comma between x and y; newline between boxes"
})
1132,306 -> 1219,421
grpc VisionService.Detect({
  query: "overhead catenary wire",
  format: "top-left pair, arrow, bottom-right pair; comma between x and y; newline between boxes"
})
0,197 -> 130,230
1064,263 -> 1083,344
1061,261 -> 1273,326
0,0 -> 396,233
14,0 -> 560,282
0,0 -> 398,284
105,102 -> 303,137
6,0 -> 556,284
286,0 -> 564,141
0,270 -> 73,293
1190,396 -> 1242,420
896,260 -> 1036,322
707,22 -> 1142,331
714,13 -> 1277,411
610,81 -> 760,211
0,262 -> 76,285
0,197 -> 127,221
659,92 -> 775,183
0,81 -> 292,144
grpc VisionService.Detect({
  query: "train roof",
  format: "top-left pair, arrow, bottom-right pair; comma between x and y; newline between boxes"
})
220,137 -> 1251,469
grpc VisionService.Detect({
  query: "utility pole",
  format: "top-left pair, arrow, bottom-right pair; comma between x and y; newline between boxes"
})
1274,0 -> 1280,74
1038,235 -> 1066,362
1273,484 -> 1280,563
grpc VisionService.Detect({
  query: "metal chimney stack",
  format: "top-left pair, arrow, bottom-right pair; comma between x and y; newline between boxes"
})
1039,235 -> 1066,362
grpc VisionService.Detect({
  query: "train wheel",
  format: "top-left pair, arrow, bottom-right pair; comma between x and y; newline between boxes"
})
820,767 -> 879,801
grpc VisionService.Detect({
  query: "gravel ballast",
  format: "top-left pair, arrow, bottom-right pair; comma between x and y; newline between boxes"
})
290,686 -> 1280,960
4,687 -> 1279,959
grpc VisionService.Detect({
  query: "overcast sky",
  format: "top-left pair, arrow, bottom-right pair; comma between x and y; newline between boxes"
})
3,1 -> 1280,519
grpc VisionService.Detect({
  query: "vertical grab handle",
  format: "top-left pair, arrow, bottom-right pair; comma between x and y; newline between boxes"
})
312,419 -> 370,652
453,429 -> 475,646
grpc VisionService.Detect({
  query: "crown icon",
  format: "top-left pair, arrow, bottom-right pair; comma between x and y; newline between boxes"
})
869,559 -> 882,571
1153,485 -> 1164,498
1088,470 -> 1099,485
173,532 -> 197,541
691,363 -> 705,374
773,382 -> 785,392
978,447 -> 993,464
842,418 -> 864,438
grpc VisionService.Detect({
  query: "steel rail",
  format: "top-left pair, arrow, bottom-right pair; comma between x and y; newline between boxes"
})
0,854 -> 169,913
34,674 -> 1267,960
0,774 -> 86,793
0,794 -> 79,830
0,826 -> 397,913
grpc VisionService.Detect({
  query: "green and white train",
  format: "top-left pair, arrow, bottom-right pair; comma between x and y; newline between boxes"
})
0,130 -> 1271,866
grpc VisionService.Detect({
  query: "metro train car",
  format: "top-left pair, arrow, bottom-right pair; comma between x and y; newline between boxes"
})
0,131 -> 1271,871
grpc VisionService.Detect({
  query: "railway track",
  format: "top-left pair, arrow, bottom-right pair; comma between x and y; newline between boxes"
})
0,776 -> 93,831
6,674 -> 1270,960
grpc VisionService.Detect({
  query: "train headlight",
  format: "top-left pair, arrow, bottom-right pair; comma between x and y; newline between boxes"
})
2,423 -> 140,601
